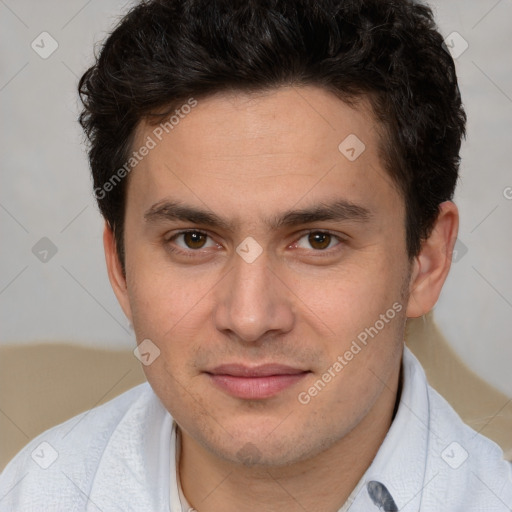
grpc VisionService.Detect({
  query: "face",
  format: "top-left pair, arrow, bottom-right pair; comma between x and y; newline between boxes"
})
114,86 -> 413,466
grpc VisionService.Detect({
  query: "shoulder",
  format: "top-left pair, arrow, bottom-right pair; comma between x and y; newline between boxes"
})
425,383 -> 512,509
0,382 -> 158,511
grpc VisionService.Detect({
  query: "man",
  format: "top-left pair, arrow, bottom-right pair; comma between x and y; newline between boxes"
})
1,0 -> 511,510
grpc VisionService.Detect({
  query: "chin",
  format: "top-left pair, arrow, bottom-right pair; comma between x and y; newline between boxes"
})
201,421 -> 324,468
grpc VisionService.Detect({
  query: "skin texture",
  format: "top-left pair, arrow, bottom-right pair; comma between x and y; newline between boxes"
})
104,86 -> 458,511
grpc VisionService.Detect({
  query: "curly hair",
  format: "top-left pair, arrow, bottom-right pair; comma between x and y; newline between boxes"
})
78,0 -> 466,270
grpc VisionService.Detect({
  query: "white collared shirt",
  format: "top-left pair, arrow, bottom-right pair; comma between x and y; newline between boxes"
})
1,347 -> 511,511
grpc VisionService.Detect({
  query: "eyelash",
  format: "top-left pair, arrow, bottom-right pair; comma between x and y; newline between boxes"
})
165,229 -> 345,258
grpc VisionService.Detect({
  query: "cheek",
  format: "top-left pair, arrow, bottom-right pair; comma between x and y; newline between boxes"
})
302,257 -> 404,332
300,260 -> 407,393
126,250 -> 207,331
127,272 -> 203,413
125,270 -> 192,387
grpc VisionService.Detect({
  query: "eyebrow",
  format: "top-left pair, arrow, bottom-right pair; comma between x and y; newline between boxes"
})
144,199 -> 372,230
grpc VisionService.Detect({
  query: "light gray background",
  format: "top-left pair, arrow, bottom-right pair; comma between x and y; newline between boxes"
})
1,1 -> 511,395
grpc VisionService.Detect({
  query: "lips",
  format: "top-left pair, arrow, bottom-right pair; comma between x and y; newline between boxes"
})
209,363 -> 307,377
206,363 -> 310,399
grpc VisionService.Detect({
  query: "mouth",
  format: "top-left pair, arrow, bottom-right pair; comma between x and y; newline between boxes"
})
205,363 -> 311,400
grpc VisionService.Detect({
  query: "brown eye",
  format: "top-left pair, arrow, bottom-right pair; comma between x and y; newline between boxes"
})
166,230 -> 219,258
308,232 -> 332,250
182,231 -> 208,249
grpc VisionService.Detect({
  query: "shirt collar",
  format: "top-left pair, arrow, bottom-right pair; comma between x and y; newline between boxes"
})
350,346 -> 430,511
170,422 -> 192,511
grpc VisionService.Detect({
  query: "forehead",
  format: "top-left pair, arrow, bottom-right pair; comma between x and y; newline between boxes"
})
126,86 -> 402,226
137,87 -> 378,159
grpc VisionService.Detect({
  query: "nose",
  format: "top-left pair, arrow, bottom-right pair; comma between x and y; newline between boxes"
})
212,246 -> 295,344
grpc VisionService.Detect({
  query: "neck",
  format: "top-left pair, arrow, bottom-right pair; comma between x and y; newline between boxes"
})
179,368 -> 401,512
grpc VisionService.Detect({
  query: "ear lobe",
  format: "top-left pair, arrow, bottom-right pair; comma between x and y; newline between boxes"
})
103,223 -> 133,323
406,201 -> 459,318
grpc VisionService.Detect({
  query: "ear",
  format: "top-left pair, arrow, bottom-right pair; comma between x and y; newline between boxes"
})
406,201 -> 459,318
103,223 -> 133,323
